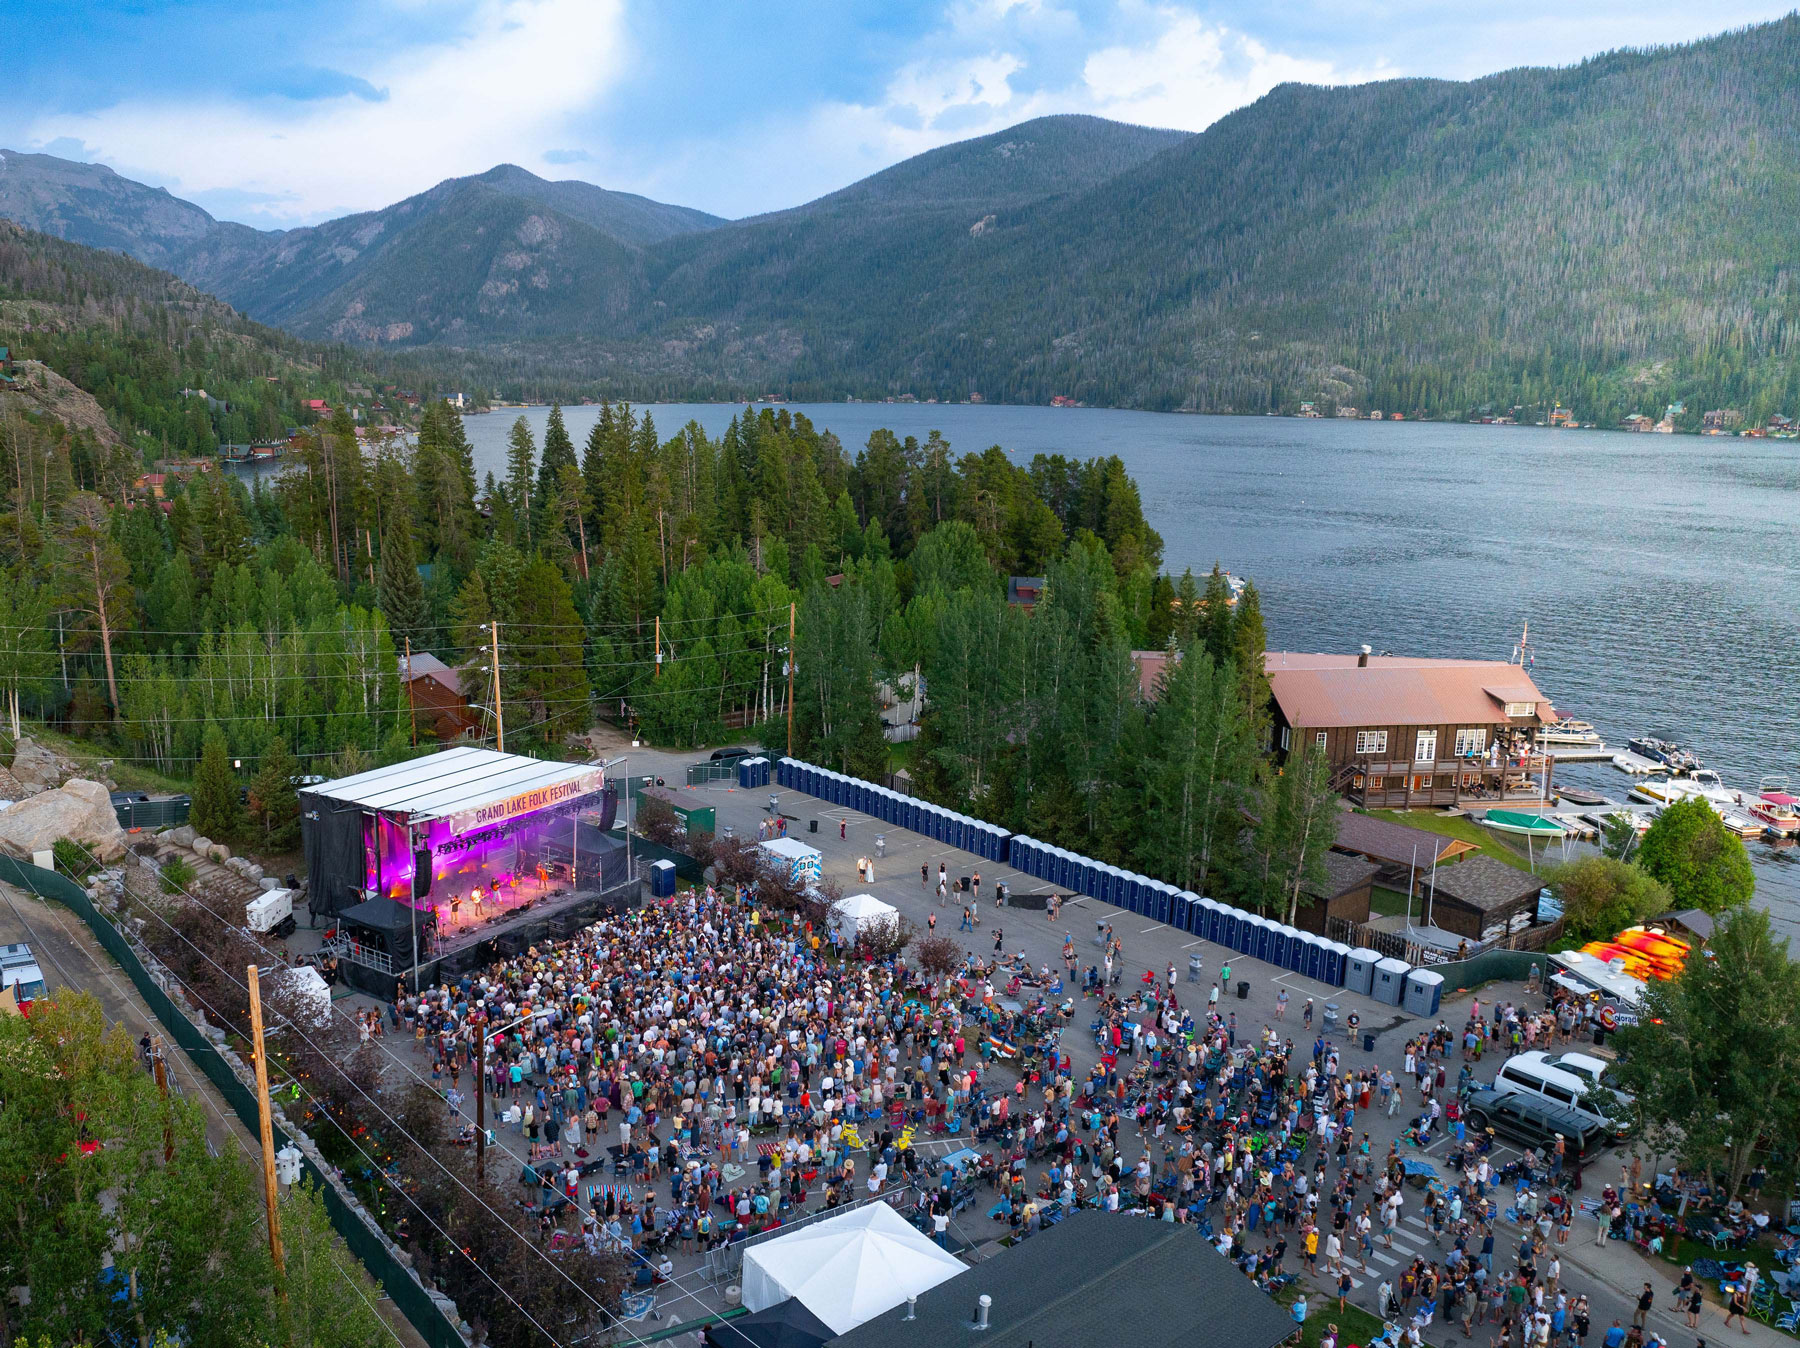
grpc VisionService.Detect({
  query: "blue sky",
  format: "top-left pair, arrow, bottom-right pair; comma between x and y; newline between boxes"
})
6,0 -> 1792,228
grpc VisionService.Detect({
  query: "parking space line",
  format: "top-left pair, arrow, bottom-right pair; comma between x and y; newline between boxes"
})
1182,940 -> 1202,949
1140,925 -> 1161,934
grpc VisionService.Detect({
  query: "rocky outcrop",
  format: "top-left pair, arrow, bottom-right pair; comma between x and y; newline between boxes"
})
0,777 -> 130,862
11,736 -> 75,791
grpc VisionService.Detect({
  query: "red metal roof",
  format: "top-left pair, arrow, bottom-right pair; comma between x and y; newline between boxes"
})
1263,653 -> 1555,729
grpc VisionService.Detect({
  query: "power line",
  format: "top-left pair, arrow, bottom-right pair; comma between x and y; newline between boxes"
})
63,835 -> 654,1348
0,603 -> 795,640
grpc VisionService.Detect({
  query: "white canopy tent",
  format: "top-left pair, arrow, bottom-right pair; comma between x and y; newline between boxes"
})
740,1201 -> 964,1334
829,892 -> 898,944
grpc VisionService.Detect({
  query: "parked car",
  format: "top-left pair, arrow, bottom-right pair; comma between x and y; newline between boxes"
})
709,746 -> 754,762
1466,1088 -> 1625,1157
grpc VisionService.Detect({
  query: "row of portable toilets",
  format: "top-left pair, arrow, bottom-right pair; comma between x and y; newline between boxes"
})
773,757 -> 1443,1014
774,758 -> 1010,860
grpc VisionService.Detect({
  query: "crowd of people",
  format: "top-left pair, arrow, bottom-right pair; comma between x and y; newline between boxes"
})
377,875 -> 1744,1348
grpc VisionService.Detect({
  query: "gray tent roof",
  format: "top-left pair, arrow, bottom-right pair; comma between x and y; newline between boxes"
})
827,1211 -> 1296,1348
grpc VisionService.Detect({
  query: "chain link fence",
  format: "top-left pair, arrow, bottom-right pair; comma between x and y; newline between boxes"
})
2,856 -> 468,1348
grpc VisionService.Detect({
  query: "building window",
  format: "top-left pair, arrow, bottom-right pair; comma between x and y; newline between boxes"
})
1504,701 -> 1535,718
1368,775 -> 1384,790
1316,731 -> 1328,750
1415,731 -> 1437,763
1355,730 -> 1388,755
1280,726 -> 1292,750
1455,729 -> 1488,756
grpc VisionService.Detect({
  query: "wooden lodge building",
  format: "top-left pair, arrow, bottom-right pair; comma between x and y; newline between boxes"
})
1265,650 -> 1557,808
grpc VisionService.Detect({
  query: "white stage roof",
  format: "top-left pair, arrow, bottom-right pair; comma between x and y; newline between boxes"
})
304,747 -> 607,833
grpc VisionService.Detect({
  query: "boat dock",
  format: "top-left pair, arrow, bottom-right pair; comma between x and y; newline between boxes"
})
1545,746 -> 1613,763
1610,750 -> 1669,774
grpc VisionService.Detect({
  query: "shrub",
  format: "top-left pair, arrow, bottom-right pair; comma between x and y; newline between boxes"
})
159,854 -> 197,895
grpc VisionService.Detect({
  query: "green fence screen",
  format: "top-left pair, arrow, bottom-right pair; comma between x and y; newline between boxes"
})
113,797 -> 191,832
1,856 -> 466,1348
1427,947 -> 1547,992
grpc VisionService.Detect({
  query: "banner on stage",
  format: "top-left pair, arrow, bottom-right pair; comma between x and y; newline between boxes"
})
441,770 -> 607,837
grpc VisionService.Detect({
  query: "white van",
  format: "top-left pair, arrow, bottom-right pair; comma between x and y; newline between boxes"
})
1490,1051 -> 1628,1134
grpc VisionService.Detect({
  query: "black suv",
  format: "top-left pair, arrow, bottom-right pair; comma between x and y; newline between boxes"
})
709,746 -> 755,762
1466,1089 -> 1612,1158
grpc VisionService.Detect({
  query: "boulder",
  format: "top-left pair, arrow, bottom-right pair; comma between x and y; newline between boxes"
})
208,843 -> 231,863
160,824 -> 197,848
190,835 -> 213,856
259,876 -> 282,891
0,778 -> 130,863
0,767 -> 26,801
11,736 -> 71,790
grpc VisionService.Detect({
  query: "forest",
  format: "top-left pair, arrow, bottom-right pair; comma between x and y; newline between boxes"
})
0,382 -> 1332,911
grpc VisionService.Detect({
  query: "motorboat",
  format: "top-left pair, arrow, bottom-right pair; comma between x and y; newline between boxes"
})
1585,809 -> 1651,837
1554,786 -> 1610,806
1720,809 -> 1769,839
1627,737 -> 1704,774
1632,771 -> 1738,813
1539,717 -> 1603,746
1748,778 -> 1800,837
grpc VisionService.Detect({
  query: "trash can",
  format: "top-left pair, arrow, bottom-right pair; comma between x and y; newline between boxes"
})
1237,981 -> 1249,1000
809,818 -> 818,833
1323,1002 -> 1340,1030
1592,1028 -> 1606,1048
1362,1032 -> 1376,1053
1095,919 -> 1107,947
1187,954 -> 1204,983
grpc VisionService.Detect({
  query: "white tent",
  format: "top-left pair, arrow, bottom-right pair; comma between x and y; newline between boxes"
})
740,1201 -> 964,1334
829,892 -> 898,944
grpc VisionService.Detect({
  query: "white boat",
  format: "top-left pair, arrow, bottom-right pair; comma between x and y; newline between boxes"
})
1611,751 -> 1668,775
1538,717 -> 1603,746
1720,809 -> 1768,839
1632,772 -> 1743,815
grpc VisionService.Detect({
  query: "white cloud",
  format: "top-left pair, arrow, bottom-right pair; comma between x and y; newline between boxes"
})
1080,7 -> 1354,130
672,2 -> 1374,217
26,0 -> 628,226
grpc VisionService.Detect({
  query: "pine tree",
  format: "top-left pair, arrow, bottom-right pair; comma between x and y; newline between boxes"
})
190,724 -> 244,842
1200,563 -> 1235,667
535,404 -> 578,541
246,736 -> 301,852
375,521 -> 428,652
503,416 -> 536,546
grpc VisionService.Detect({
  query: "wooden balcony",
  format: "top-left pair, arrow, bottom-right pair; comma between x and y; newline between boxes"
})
1338,754 -> 1554,809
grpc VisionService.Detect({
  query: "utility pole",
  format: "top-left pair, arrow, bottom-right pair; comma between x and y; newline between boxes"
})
150,1036 -> 173,1163
489,621 -> 504,752
474,1021 -> 487,1177
246,965 -> 286,1282
654,615 -> 662,679
404,636 -> 417,747
786,601 -> 796,758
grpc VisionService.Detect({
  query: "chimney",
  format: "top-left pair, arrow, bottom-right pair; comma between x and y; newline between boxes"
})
1358,644 -> 1371,668
904,1296 -> 917,1322
975,1294 -> 992,1331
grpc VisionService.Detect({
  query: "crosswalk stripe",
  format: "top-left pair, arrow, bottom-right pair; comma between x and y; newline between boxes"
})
1369,1251 -> 1400,1267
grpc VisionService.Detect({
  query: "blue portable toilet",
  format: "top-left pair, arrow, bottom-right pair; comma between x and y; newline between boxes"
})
1323,941 -> 1352,987
1155,882 -> 1175,924
944,814 -> 961,849
1090,865 -> 1110,905
1278,927 -> 1307,972
805,764 -> 821,796
1052,849 -> 1072,890
956,816 -> 973,852
929,807 -> 946,843
1191,896 -> 1216,939
1141,880 -> 1161,921
1299,934 -> 1326,980
737,757 -> 756,789
1115,874 -> 1137,914
1343,948 -> 1379,996
1214,904 -> 1239,950
1107,866 -> 1128,906
1265,923 -> 1291,969
649,859 -> 676,898
1230,912 -> 1256,955
1246,915 -> 1272,960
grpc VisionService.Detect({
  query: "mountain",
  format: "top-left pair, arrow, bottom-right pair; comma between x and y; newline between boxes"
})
0,218 -> 403,456
14,18 -> 1800,420
0,150 -> 218,269
468,164 -> 723,245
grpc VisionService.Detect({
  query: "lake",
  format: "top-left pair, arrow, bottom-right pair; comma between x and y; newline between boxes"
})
463,402 -> 1800,929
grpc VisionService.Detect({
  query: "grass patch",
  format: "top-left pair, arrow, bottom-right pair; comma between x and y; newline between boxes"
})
7,723 -> 192,796
1369,885 -> 1412,918
1366,809 -> 1537,872
1274,1283 -> 1392,1348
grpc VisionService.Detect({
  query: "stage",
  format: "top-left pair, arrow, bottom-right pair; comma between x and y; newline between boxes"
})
327,867 -> 642,997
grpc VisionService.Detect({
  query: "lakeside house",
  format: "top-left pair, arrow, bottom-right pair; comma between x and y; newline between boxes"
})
1265,650 -> 1558,808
